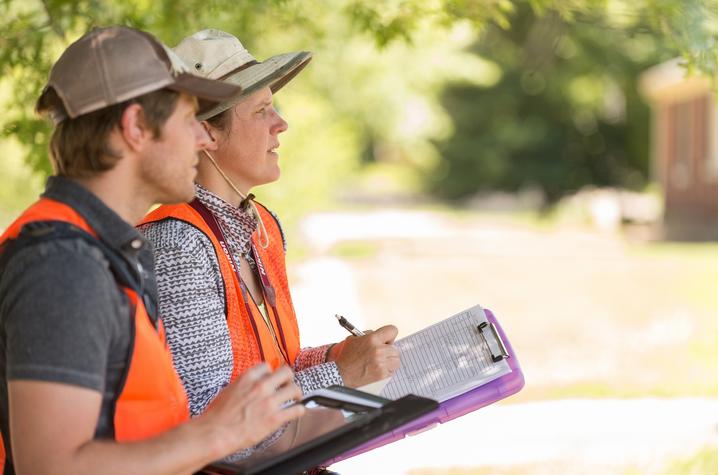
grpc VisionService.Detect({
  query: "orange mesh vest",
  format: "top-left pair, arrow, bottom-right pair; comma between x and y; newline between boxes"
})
0,198 -> 189,471
141,201 -> 301,380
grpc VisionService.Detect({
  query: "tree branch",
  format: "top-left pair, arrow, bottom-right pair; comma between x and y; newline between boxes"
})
40,0 -> 66,40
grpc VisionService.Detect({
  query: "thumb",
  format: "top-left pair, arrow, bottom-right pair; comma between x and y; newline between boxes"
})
374,324 -> 399,343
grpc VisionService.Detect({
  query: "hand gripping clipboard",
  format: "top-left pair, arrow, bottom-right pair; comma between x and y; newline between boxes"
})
328,307 -> 525,463
199,393 -> 438,475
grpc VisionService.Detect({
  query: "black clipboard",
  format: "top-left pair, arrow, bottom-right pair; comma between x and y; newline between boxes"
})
199,393 -> 438,475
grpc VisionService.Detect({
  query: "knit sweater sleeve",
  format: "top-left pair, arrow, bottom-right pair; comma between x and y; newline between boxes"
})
293,346 -> 344,392
138,219 -> 233,417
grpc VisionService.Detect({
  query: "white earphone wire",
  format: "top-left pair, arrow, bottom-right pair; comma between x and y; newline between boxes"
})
201,150 -> 270,249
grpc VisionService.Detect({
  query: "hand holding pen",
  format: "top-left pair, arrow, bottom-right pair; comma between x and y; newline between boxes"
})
328,314 -> 400,387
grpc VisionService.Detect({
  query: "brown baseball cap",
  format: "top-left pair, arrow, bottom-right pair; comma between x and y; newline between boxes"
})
36,26 -> 242,124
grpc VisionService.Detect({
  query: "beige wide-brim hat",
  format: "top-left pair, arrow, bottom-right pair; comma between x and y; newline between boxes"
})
174,29 -> 312,121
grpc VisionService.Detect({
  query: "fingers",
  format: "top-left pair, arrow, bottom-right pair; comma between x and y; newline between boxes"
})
386,350 -> 401,373
271,378 -> 303,404
329,325 -> 400,386
262,365 -> 296,390
371,324 -> 399,343
229,365 -> 300,409
382,344 -> 400,364
375,346 -> 401,377
246,366 -> 300,399
257,367 -> 305,427
231,363 -> 272,395
241,362 -> 271,383
278,401 -> 306,423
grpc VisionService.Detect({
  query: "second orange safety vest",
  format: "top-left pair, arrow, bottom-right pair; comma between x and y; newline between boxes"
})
141,201 -> 301,380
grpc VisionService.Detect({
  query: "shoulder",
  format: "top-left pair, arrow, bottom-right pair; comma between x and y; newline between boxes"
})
2,231 -> 113,289
0,242 -> 129,393
138,216 -> 214,253
0,232 -> 129,365
138,216 -> 222,286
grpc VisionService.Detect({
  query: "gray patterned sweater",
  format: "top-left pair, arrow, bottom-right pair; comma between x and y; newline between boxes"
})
138,185 -> 342,418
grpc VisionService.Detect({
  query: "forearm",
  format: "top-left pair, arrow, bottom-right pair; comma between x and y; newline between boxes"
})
12,367 -> 305,475
11,383 -> 231,475
65,416 -> 226,475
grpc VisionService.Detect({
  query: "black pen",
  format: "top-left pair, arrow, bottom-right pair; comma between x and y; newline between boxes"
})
334,314 -> 365,337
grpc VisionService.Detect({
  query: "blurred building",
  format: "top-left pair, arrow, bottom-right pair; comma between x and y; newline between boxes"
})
640,59 -> 718,240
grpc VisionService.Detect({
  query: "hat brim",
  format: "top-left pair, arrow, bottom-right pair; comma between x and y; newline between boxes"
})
197,51 -> 312,121
169,73 -> 242,116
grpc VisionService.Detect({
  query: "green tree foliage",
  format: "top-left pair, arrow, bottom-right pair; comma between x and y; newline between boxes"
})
343,0 -> 718,73
0,0 -> 317,176
429,5 -> 679,202
0,0 -> 716,214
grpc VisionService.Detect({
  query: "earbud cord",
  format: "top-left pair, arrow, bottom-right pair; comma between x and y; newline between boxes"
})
201,150 -> 270,249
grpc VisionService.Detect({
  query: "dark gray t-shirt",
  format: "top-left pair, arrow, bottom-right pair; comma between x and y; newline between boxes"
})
0,177 -> 157,473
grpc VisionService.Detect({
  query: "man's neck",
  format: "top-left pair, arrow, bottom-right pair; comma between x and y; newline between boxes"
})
74,174 -> 152,226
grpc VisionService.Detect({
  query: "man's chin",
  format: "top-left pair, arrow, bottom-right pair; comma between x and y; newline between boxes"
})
157,187 -> 196,205
179,187 -> 197,203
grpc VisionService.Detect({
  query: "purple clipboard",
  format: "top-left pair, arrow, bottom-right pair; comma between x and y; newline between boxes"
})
327,308 -> 524,463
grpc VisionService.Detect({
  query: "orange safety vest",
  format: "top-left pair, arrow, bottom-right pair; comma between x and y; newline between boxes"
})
0,198 -> 190,471
141,201 -> 301,380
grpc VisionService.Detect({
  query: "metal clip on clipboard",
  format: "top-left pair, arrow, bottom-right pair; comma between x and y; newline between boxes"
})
477,321 -> 509,363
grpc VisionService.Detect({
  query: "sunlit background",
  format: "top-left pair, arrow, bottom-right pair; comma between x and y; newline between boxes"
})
3,1 -> 718,473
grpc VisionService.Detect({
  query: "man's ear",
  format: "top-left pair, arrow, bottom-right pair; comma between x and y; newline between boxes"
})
119,103 -> 150,152
202,121 -> 220,152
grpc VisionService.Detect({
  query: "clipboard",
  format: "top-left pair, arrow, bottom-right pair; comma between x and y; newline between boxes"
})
327,306 -> 524,463
199,393 -> 438,475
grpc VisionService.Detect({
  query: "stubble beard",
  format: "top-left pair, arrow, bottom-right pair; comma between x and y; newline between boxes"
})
140,151 -> 197,205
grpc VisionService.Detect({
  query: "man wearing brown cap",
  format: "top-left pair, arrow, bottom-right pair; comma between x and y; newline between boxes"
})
0,26 -> 304,475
